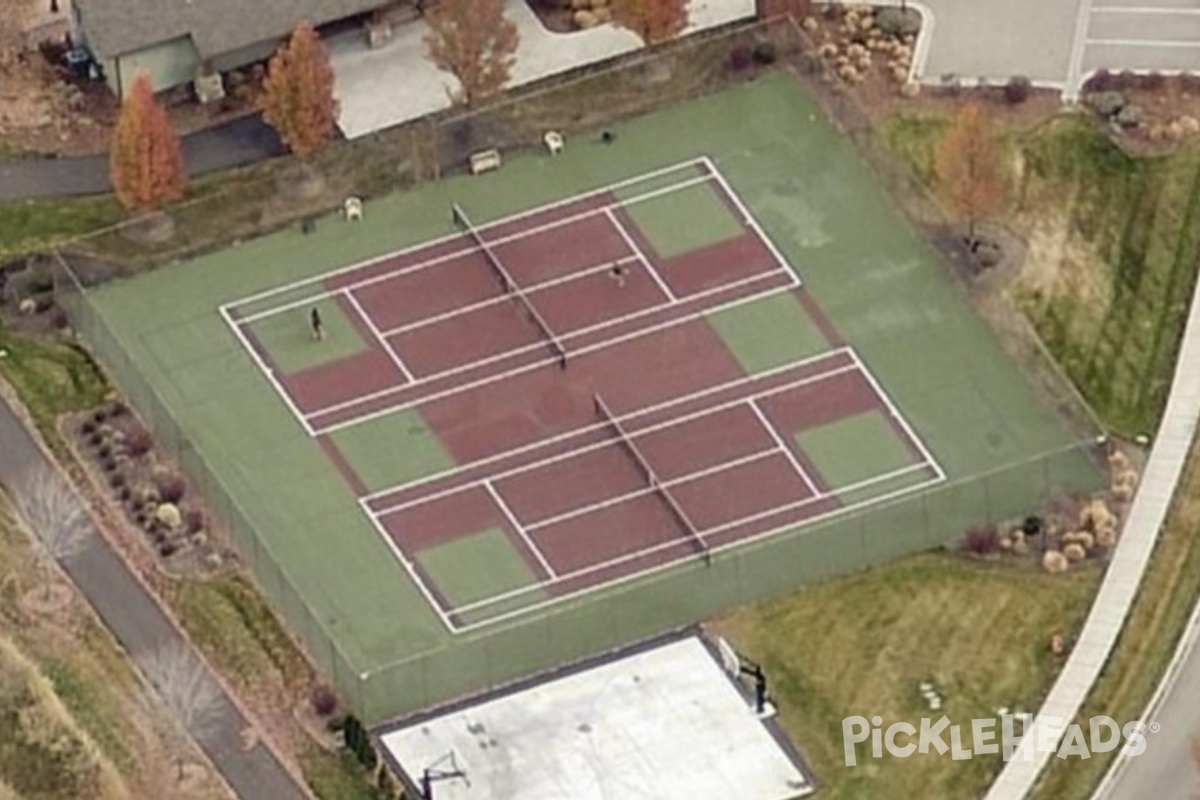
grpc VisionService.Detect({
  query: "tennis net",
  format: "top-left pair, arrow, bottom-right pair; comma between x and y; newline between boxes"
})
452,202 -> 567,369
593,393 -> 711,565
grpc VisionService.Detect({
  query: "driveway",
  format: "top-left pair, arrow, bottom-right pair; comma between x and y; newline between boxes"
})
329,0 -> 756,140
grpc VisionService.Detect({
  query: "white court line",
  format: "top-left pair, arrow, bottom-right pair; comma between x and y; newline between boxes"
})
231,172 -> 715,326
484,480 -> 556,577
847,348 -> 945,481
604,207 -> 675,302
344,289 -> 415,382
748,398 -> 819,496
377,255 -> 643,338
1085,37 -> 1200,47
524,447 -> 783,532
312,271 -> 791,435
222,156 -> 710,313
218,306 -> 316,437
447,462 -> 941,625
1092,6 -> 1200,13
358,497 -> 459,633
373,358 -> 861,516
702,155 -> 801,287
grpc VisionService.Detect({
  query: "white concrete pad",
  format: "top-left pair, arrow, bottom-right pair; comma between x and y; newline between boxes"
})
330,0 -> 756,140
379,636 -> 812,800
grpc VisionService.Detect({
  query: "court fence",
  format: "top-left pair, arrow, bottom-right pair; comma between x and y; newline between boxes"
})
43,15 -> 1114,724
47,248 -> 1114,724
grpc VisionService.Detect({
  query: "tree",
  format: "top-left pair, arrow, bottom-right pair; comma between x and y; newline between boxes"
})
143,644 -> 223,781
424,0 -> 519,107
12,466 -> 89,600
611,0 -> 691,45
261,22 -> 339,158
109,72 -> 187,213
934,101 -> 1006,246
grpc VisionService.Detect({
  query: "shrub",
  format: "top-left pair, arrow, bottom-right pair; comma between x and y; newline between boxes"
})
124,426 -> 153,457
729,44 -> 753,72
311,685 -> 338,717
158,540 -> 177,558
1139,71 -> 1165,91
118,486 -> 132,503
1111,70 -> 1137,90
155,502 -> 183,531
100,457 -> 117,473
107,401 -> 128,417
964,525 -> 1000,555
108,472 -> 126,489
155,472 -> 186,504
91,407 -> 108,424
1083,69 -> 1111,93
1063,542 -> 1087,562
88,432 -> 103,448
51,310 -> 69,330
185,508 -> 205,534
1021,515 -> 1044,538
80,420 -> 96,436
1004,75 -> 1032,105
1085,90 -> 1126,119
1042,549 -> 1069,574
752,41 -> 778,65
97,444 -> 112,460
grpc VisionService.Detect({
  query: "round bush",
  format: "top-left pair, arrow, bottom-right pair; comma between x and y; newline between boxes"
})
729,44 -> 753,72
311,685 -> 338,717
1004,76 -> 1032,105
752,41 -> 778,65
155,502 -> 183,531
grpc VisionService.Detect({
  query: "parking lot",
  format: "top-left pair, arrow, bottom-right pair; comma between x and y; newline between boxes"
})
1082,0 -> 1200,73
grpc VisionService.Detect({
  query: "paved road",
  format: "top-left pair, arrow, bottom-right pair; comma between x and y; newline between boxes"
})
0,391 -> 310,800
0,114 -> 283,201
1097,606 -> 1200,799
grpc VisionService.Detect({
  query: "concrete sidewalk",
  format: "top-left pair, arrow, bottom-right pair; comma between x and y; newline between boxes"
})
0,390 -> 311,800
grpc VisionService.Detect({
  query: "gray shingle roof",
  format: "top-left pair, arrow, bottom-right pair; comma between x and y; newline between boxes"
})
75,0 -> 389,59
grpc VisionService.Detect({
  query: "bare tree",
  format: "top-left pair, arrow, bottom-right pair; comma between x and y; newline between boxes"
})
143,643 -> 224,781
12,466 -> 89,600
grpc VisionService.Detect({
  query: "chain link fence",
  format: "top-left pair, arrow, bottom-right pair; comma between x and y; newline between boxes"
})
46,14 -> 1111,724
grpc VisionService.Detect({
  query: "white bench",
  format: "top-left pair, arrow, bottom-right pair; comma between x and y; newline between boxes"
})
469,148 -> 502,175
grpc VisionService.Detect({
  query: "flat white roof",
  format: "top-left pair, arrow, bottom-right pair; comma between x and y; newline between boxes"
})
379,635 -> 813,800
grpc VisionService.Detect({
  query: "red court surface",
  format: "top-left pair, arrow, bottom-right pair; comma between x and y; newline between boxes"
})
223,159 -> 943,632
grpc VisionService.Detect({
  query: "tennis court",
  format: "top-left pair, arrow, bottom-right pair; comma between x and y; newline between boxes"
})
220,158 -> 942,631
74,75 -> 1102,720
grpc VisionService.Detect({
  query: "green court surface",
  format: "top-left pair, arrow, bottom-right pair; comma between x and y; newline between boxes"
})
416,528 -> 541,610
708,293 -> 830,374
330,409 -> 454,493
80,74 -> 1102,722
247,298 -> 367,375
621,180 -> 744,258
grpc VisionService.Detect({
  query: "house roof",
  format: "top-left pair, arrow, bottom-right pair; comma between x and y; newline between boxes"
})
75,0 -> 389,59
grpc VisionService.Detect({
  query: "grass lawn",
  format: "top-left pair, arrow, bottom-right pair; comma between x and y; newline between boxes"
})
0,492 -> 225,800
880,113 -> 1200,438
712,554 -> 1101,800
0,195 -> 123,262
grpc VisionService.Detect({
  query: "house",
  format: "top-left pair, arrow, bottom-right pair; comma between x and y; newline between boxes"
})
69,0 -> 425,98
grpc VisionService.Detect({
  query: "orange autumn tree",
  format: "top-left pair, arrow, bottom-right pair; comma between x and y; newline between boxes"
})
934,101 -> 1006,246
425,0 -> 519,106
109,72 -> 186,213
612,0 -> 691,45
261,22 -> 339,157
